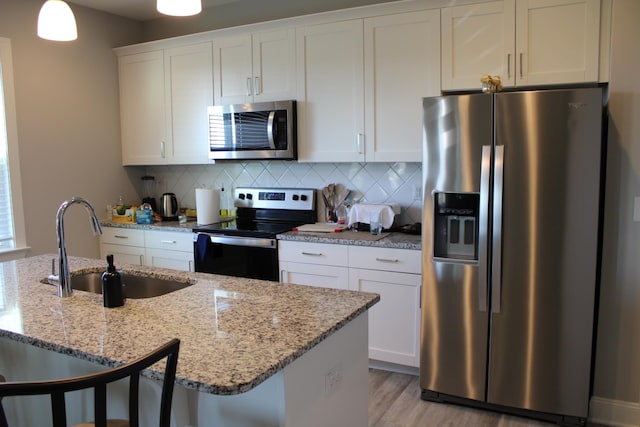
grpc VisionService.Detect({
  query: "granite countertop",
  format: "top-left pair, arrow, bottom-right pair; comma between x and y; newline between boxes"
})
277,230 -> 422,250
100,220 -> 422,250
0,255 -> 379,395
100,219 -> 198,232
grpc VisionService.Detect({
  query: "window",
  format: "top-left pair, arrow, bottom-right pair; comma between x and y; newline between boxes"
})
0,37 -> 27,260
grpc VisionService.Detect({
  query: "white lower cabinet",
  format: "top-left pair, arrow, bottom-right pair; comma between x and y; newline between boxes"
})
348,246 -> 421,368
100,227 -> 194,272
278,240 -> 421,367
144,230 -> 194,272
278,241 -> 349,290
100,227 -> 145,266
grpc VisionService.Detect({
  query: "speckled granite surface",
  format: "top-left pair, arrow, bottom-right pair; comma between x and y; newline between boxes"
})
100,219 -> 197,232
0,255 -> 379,395
101,221 -> 422,250
278,230 -> 421,250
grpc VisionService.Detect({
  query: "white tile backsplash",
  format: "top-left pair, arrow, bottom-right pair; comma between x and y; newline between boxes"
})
141,161 -> 423,226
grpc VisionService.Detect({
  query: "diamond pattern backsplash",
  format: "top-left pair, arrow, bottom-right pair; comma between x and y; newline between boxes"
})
140,161 -> 423,226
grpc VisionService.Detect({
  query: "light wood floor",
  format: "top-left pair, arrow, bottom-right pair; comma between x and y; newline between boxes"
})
368,369 -> 602,427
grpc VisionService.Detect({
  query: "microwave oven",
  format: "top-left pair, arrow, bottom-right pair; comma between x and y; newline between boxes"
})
207,100 -> 297,161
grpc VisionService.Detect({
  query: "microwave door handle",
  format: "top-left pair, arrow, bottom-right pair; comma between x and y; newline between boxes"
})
267,111 -> 276,149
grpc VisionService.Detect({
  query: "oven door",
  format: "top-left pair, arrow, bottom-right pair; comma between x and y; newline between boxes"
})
194,233 -> 279,281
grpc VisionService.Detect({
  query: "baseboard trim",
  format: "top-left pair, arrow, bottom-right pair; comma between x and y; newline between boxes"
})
590,396 -> 640,427
368,359 -> 419,376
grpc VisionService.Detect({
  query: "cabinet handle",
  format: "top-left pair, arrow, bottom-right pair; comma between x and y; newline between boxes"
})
507,53 -> 511,79
375,257 -> 399,263
139,255 -> 144,265
114,235 -> 129,239
160,240 -> 177,244
188,260 -> 193,272
160,141 -> 165,158
254,76 -> 261,95
357,133 -> 364,154
519,53 -> 523,79
246,77 -> 252,96
301,252 -> 323,256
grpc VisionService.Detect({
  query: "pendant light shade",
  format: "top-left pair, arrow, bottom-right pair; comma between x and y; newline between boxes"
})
157,0 -> 202,16
37,0 -> 77,41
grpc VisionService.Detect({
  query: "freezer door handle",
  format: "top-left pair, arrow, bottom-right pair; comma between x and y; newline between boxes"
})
478,145 -> 491,312
492,145 -> 505,314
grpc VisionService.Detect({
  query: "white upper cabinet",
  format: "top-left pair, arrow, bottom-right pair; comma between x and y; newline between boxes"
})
442,0 -> 601,91
297,10 -> 439,163
213,28 -> 296,105
296,20 -> 365,162
119,43 -> 213,165
364,10 -> 440,162
164,43 -> 213,164
119,51 -> 166,165
515,0 -> 600,86
441,1 -> 515,90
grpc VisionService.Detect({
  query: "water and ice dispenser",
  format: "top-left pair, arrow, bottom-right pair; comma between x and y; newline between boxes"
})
433,192 -> 479,262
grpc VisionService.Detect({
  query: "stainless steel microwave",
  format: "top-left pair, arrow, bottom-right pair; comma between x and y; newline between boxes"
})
207,100 -> 297,160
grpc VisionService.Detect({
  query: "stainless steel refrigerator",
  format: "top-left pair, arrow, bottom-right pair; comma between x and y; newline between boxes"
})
420,88 -> 604,425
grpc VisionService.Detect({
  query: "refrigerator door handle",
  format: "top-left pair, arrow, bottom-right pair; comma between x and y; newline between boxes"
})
491,145 -> 505,314
478,145 -> 492,312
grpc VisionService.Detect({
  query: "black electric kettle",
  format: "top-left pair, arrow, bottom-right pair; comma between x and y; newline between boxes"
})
161,193 -> 178,220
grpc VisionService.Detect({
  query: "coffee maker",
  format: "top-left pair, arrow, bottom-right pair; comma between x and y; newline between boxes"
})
141,175 -> 157,212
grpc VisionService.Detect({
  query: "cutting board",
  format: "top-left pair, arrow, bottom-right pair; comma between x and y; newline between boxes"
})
293,223 -> 347,233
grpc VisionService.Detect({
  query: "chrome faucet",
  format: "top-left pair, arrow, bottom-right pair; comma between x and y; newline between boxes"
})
48,197 -> 103,297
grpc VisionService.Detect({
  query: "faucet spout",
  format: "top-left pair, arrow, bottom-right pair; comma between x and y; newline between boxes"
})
50,197 -> 103,298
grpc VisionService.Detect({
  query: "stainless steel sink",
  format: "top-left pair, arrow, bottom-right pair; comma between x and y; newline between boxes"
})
44,272 -> 194,299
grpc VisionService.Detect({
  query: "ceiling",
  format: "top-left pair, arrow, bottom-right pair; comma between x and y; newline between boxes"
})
67,0 -> 240,21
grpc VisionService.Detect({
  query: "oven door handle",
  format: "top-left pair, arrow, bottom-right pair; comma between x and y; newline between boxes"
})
198,234 -> 277,248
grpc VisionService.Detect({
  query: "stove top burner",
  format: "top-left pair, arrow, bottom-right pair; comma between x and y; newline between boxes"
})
193,219 -> 300,239
193,187 -> 317,238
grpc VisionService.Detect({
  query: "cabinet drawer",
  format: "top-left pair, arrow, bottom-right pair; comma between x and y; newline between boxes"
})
278,241 -> 348,267
101,227 -> 145,247
348,246 -> 421,274
144,230 -> 193,252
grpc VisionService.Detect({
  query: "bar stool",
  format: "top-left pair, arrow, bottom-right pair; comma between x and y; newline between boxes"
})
0,338 -> 180,427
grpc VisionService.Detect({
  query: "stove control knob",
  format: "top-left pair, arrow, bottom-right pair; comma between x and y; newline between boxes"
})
239,193 -> 246,200
292,194 -> 299,201
246,193 -> 253,200
300,194 -> 308,201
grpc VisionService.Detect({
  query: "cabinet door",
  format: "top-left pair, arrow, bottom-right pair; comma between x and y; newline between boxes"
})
296,20 -> 365,162
164,43 -> 213,164
252,29 -> 296,102
441,1 -> 515,91
349,268 -> 421,367
515,0 -> 600,85
213,34 -> 253,104
145,248 -> 194,271
119,51 -> 166,165
280,261 -> 349,290
101,243 -> 145,266
364,10 -> 441,162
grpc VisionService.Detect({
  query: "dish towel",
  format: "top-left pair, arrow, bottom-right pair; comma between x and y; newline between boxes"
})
347,203 -> 399,229
195,233 -> 210,263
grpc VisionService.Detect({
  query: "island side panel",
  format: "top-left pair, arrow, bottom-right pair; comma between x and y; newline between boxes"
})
283,311 -> 369,427
188,311 -> 369,427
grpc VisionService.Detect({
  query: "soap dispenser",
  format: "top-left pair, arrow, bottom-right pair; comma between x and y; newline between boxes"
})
102,254 -> 124,308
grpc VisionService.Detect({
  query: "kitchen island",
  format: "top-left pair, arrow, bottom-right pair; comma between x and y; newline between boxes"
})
0,255 -> 379,426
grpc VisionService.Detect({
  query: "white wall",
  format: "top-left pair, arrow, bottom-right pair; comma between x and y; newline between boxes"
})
592,0 -> 640,423
0,0 -> 142,258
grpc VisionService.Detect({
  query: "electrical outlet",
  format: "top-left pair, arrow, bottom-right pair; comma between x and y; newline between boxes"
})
634,197 -> 640,222
324,364 -> 343,396
414,184 -> 422,201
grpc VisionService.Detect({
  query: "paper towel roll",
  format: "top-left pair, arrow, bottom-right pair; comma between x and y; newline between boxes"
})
195,188 -> 220,225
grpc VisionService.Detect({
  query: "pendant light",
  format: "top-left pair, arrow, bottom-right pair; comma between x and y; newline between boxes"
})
157,0 -> 202,16
37,0 -> 77,41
